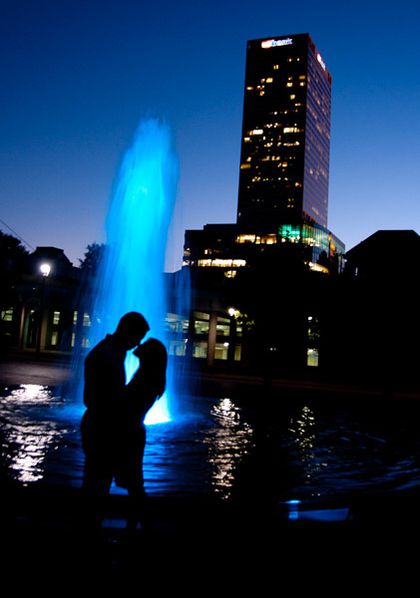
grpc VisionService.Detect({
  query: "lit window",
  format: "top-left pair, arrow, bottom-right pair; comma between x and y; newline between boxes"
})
165,313 -> 189,334
283,127 -> 303,134
236,234 -> 256,243
168,340 -> 187,357
307,348 -> 319,367
194,312 -> 210,335
234,344 -> 242,361
53,311 -> 60,325
215,343 -> 229,360
251,129 -> 264,135
240,163 -> 251,170
216,317 -> 230,337
83,313 -> 91,327
1,308 -> 13,322
194,311 -> 210,320
198,259 -> 247,268
73,311 -> 78,326
266,77 -> 273,83
290,94 -> 296,100
273,65 -> 279,70
260,235 -> 277,244
286,82 -> 293,87
193,341 -> 208,359
279,224 -> 301,242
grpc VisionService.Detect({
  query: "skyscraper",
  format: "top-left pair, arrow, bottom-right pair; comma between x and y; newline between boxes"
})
237,33 -> 331,231
184,33 -> 344,273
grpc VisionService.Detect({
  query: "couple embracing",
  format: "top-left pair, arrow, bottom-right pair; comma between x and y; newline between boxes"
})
81,312 -> 167,530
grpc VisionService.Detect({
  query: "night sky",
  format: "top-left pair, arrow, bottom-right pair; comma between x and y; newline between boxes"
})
1,0 -> 419,270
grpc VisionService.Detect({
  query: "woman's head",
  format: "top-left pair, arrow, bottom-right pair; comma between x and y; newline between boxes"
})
134,338 -> 167,369
133,338 -> 167,397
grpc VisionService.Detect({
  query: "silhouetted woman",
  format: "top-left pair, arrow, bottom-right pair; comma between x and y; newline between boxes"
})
115,337 -> 168,530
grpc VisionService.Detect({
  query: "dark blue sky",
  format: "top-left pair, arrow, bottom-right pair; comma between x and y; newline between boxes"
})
1,0 -> 419,269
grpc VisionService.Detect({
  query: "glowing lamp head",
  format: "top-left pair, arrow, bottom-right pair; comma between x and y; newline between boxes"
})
228,307 -> 236,317
40,263 -> 51,277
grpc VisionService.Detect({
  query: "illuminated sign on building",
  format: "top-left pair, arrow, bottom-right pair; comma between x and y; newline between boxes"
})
261,38 -> 293,49
316,52 -> 326,71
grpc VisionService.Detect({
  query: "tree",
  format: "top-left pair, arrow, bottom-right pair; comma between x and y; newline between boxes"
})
0,230 -> 29,352
0,229 -> 29,301
0,230 -> 29,273
79,243 -> 106,277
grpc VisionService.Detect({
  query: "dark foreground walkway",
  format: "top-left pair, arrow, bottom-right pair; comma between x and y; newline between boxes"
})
3,482 -> 420,588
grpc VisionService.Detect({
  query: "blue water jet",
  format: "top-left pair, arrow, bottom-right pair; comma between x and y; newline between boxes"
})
89,118 -> 179,424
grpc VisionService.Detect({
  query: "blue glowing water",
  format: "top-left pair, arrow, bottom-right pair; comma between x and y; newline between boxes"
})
3,385 -> 420,504
89,118 -> 179,424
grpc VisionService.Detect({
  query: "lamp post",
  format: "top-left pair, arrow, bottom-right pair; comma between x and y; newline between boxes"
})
36,263 -> 51,358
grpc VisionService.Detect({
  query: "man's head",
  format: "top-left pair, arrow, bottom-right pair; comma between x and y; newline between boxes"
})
114,312 -> 150,349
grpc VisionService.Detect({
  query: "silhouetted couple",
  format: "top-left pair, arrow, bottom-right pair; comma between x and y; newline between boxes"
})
81,312 -> 167,531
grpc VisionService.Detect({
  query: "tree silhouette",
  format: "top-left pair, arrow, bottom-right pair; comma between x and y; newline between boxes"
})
79,243 -> 106,277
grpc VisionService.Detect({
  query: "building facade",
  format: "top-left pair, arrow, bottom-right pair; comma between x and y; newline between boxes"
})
0,247 -> 89,357
237,34 -> 332,231
183,34 -> 344,278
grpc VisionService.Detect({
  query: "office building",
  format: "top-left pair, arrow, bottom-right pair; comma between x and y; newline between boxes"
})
237,33 -> 332,230
184,33 -> 344,275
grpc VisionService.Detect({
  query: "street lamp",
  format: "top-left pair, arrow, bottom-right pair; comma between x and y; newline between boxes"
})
36,263 -> 51,357
40,263 -> 51,277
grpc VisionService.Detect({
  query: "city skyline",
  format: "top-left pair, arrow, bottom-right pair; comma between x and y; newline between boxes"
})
1,0 -> 419,270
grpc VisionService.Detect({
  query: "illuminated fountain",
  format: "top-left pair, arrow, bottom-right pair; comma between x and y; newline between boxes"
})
88,118 -> 180,424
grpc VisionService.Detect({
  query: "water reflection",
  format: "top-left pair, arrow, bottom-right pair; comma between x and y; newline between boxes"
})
7,384 -> 54,404
289,405 -> 318,481
203,398 -> 254,500
0,384 -> 64,484
1,386 -> 420,501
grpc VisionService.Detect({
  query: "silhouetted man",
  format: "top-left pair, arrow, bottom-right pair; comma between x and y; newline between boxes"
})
81,311 -> 149,525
